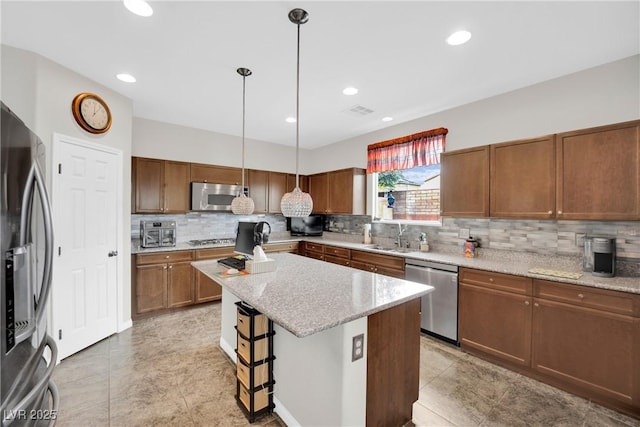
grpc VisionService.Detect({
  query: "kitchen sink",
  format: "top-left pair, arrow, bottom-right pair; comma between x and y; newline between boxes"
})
362,244 -> 411,253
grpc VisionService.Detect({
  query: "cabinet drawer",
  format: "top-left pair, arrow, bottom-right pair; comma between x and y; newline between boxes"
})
237,359 -> 270,390
534,279 -> 639,316
237,334 -> 270,364
137,250 -> 193,265
351,250 -> 404,270
323,245 -> 350,258
263,242 -> 299,253
324,255 -> 351,267
195,247 -> 235,260
238,381 -> 269,412
305,242 -> 324,253
460,268 -> 532,295
306,251 -> 324,261
237,311 -> 269,338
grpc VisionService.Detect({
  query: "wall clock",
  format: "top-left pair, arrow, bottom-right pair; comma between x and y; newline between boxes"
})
71,92 -> 112,134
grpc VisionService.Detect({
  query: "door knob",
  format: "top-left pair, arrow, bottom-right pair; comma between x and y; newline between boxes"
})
108,250 -> 118,257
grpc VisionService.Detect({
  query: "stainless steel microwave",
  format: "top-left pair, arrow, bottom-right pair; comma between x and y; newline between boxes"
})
191,182 -> 249,211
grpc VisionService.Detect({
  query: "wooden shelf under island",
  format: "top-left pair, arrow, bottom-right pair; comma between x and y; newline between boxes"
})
192,252 -> 433,427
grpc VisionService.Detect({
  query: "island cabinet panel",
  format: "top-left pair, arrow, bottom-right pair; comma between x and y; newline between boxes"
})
555,120 -> 640,220
194,247 -> 235,303
132,157 -> 190,213
532,279 -> 640,411
190,163 -> 242,185
490,135 -> 556,219
367,298 -> 421,427
440,146 -> 490,217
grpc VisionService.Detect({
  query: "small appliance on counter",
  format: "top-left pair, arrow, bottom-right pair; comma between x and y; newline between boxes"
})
591,237 -> 616,278
288,214 -> 323,236
140,220 -> 176,248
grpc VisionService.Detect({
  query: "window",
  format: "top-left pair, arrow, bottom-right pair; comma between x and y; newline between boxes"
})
367,128 -> 447,224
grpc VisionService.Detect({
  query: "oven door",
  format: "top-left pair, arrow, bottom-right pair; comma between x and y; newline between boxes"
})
160,228 -> 176,247
191,182 -> 247,211
142,229 -> 160,248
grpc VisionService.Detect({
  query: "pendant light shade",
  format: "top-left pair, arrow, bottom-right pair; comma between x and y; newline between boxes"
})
281,8 -> 313,218
231,67 -> 255,215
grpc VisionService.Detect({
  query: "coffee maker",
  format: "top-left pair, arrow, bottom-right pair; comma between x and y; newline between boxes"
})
589,237 -> 616,278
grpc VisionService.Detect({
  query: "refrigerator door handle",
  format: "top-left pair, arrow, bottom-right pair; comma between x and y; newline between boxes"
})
1,336 -> 58,427
18,161 -> 54,326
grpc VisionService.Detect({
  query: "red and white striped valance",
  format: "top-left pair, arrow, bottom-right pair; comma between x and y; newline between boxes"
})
366,128 -> 448,173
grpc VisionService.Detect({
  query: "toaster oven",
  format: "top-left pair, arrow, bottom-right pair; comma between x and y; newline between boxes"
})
140,221 -> 176,248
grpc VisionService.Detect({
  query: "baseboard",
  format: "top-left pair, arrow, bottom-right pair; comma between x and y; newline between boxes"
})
273,397 -> 302,427
219,336 -> 237,363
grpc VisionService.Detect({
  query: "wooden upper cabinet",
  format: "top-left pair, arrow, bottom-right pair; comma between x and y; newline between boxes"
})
164,161 -> 190,213
287,174 -> 308,192
190,163 -> 242,185
308,168 -> 365,214
309,173 -> 329,214
490,136 -> 556,219
133,157 -> 164,213
132,157 -> 190,214
268,172 -> 287,213
248,169 -> 269,213
440,146 -> 490,217
556,120 -> 640,220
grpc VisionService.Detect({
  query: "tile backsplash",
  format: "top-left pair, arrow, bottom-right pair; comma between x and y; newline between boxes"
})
130,212 -> 639,276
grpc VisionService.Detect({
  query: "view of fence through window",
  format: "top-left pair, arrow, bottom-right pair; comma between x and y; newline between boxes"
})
375,164 -> 441,221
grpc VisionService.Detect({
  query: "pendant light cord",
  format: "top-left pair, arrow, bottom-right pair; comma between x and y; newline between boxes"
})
295,21 -> 301,189
241,73 -> 246,189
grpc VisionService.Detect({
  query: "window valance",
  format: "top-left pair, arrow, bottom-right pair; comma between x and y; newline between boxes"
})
366,127 -> 448,173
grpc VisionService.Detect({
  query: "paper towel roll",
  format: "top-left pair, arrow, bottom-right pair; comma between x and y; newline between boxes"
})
363,224 -> 372,244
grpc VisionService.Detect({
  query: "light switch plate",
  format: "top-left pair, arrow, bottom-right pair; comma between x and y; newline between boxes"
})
352,334 -> 364,361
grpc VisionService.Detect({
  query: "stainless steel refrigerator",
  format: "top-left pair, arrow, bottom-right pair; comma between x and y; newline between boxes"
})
1,102 -> 59,426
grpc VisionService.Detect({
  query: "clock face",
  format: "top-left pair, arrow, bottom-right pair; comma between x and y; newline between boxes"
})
72,93 -> 112,134
80,97 -> 110,130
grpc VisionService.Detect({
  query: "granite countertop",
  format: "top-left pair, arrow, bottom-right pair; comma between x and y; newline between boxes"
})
133,236 -> 640,295
192,252 -> 433,338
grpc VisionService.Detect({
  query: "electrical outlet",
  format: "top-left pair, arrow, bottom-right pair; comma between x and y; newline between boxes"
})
458,228 -> 470,239
352,334 -> 364,361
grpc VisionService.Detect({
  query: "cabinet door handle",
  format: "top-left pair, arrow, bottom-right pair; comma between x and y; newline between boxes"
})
169,265 -> 173,269
548,210 -> 553,215
534,302 -> 539,307
165,255 -> 170,259
163,266 -> 167,270
524,301 -> 530,306
578,293 -> 584,299
489,278 -> 494,282
558,210 -> 563,215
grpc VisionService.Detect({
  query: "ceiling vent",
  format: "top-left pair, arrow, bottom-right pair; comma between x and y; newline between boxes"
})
343,104 -> 374,117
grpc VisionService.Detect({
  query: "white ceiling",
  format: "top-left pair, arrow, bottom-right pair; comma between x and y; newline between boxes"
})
2,1 -> 639,149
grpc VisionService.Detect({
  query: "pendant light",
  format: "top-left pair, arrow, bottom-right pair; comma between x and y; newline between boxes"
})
231,67 -> 255,215
280,8 -> 313,218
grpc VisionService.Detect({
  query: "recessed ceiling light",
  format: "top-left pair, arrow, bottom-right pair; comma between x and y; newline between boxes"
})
123,0 -> 153,17
116,73 -> 136,83
381,117 -> 393,122
342,87 -> 358,96
285,117 -> 296,123
446,30 -> 471,46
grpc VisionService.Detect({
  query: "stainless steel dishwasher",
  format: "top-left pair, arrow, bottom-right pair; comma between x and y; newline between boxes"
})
405,259 -> 459,344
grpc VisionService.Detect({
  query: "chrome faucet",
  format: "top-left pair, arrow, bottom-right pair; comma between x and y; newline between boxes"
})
396,223 -> 407,248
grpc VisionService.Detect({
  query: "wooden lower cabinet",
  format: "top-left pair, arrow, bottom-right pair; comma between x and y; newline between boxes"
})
134,251 -> 194,316
459,267 -> 640,416
532,279 -> 640,412
350,250 -> 405,278
194,247 -> 235,303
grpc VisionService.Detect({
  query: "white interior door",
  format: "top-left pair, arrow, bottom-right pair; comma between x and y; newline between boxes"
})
51,135 -> 121,360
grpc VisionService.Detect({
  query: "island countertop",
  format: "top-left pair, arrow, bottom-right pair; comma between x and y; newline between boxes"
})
192,252 -> 433,338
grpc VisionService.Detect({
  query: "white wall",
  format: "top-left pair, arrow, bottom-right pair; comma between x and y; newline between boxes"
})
306,54 -> 640,174
133,117 -> 308,174
1,45 -> 134,325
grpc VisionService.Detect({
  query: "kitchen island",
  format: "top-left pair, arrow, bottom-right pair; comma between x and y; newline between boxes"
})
192,252 -> 433,427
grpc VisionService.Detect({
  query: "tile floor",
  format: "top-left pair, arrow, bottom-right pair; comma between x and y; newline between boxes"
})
52,302 -> 640,427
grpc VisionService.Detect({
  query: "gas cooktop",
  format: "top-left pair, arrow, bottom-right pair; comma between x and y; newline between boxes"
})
187,238 -> 235,246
